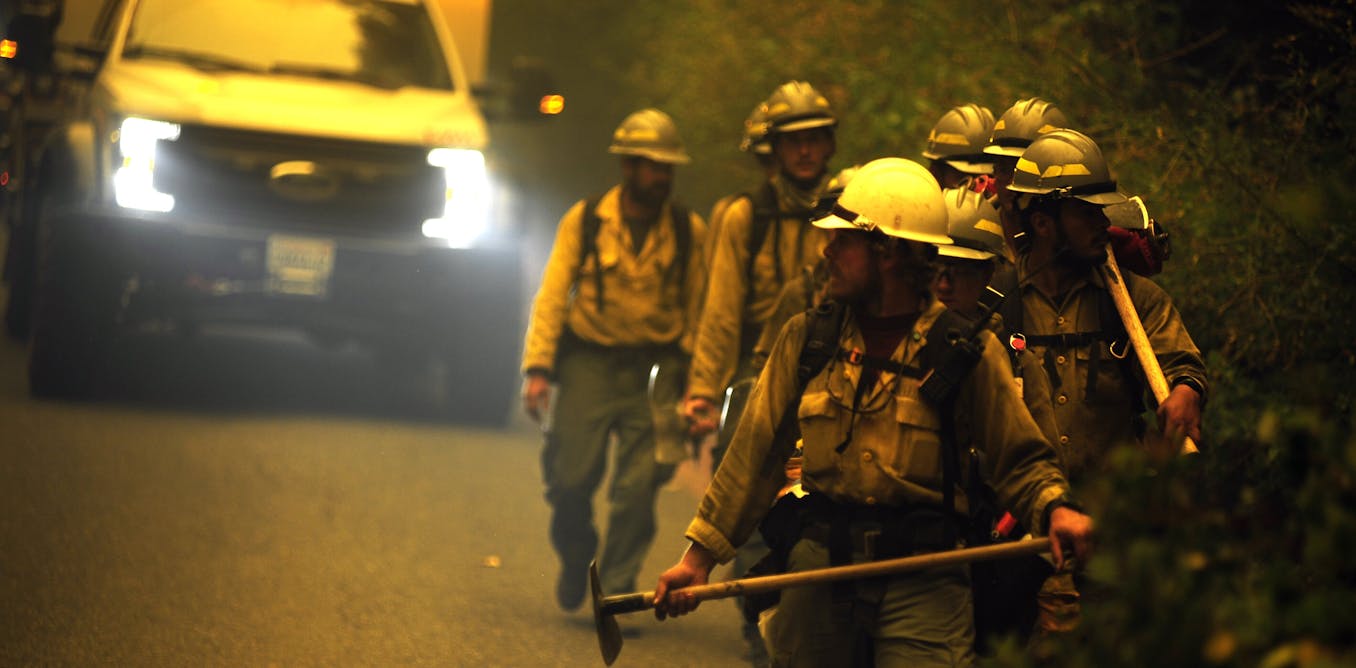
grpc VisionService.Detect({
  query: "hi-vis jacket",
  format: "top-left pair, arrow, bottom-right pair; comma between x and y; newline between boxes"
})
685,298 -> 1070,564
521,186 -> 706,376
1015,256 -> 1207,480
686,174 -> 829,400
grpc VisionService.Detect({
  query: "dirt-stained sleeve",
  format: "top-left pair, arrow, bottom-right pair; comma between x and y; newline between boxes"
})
1128,273 -> 1209,402
685,312 -> 807,563
687,196 -> 755,400
957,329 -> 1069,533
520,200 -> 586,376
680,208 -> 708,355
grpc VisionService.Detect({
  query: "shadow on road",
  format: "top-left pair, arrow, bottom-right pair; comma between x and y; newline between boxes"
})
62,325 -> 518,427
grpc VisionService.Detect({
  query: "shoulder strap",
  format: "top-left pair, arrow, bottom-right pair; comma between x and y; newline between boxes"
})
744,182 -> 781,287
668,201 -> 691,289
756,300 -> 845,480
992,265 -> 1022,339
796,299 -> 846,387
579,195 -> 605,312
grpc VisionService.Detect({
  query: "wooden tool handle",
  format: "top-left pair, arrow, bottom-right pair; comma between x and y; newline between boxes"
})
1102,244 -> 1199,454
602,537 -> 1052,614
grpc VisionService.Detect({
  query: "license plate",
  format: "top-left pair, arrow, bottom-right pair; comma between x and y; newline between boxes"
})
266,234 -> 335,297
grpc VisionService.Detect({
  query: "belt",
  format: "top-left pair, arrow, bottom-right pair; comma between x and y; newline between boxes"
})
798,498 -> 955,562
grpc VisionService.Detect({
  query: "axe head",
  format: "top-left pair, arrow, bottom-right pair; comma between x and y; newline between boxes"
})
590,561 -> 623,665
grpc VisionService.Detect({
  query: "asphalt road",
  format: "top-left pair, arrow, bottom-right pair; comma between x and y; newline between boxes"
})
0,310 -> 750,666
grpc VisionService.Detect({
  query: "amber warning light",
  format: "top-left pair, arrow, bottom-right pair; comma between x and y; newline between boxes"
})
0,40 -> 17,59
539,94 -> 565,115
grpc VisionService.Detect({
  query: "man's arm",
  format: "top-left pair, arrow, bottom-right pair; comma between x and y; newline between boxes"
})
687,197 -> 755,400
1128,274 -> 1207,443
687,312 -> 811,562
520,201 -> 588,418
684,197 -> 756,432
960,329 -> 1071,534
679,208 -> 709,356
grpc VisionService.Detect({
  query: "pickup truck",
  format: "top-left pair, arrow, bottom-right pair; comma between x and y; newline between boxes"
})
2,0 -> 543,424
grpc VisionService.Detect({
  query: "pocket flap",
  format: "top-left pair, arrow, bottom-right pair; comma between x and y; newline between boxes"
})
798,390 -> 837,419
894,394 -> 942,431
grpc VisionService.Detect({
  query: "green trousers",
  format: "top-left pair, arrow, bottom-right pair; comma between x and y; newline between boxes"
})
542,341 -> 677,595
763,538 -> 977,667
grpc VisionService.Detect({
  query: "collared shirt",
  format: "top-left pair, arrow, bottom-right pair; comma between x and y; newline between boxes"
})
1015,256 -> 1207,480
520,185 -> 706,375
687,173 -> 829,399
685,298 -> 1069,564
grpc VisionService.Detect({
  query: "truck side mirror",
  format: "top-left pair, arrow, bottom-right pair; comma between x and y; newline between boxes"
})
4,8 -> 59,73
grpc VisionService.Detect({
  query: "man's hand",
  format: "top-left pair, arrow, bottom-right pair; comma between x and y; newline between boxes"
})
1157,382 -> 1202,444
522,372 -> 551,422
682,395 -> 720,438
653,542 -> 716,620
1047,506 -> 1094,571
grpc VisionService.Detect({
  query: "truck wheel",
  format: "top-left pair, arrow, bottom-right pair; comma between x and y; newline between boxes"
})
27,219 -> 120,399
3,203 -> 37,340
429,345 -> 518,427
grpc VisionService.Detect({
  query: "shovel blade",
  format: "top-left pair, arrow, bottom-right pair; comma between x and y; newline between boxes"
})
590,561 -> 623,665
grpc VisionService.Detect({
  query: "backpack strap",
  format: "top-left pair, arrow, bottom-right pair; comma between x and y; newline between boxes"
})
743,182 -> 782,287
752,299 -> 845,481
578,195 -> 605,312
668,201 -> 691,291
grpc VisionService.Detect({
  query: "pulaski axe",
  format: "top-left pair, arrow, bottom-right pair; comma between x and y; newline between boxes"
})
1101,242 -> 1199,455
591,537 -> 1052,665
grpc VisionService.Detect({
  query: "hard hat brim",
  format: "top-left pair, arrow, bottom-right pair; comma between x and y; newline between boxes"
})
811,212 -> 858,231
812,212 -> 953,245
937,244 -> 997,261
609,146 -> 691,165
943,158 -> 995,175
983,144 -> 1026,157
1104,195 -> 1149,230
1075,189 -> 1129,206
773,117 -> 837,134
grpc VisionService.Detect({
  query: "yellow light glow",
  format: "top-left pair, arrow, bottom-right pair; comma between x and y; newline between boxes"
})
0,40 -> 17,59
539,94 -> 565,115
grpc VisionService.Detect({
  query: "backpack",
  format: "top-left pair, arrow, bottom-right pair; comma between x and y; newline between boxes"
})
577,195 -> 690,312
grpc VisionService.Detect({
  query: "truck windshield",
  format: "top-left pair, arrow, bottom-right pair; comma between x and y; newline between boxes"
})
120,0 -> 454,91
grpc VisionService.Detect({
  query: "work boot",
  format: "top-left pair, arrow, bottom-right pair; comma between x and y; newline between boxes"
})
556,562 -> 588,611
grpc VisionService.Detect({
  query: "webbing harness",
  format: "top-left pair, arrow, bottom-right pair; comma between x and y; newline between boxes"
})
991,265 -> 1135,401
578,195 -> 690,312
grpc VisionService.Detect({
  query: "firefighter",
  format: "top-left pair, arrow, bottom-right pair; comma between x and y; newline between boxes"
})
683,80 -> 837,441
922,103 -> 996,191
1001,128 -> 1207,648
520,108 -> 707,610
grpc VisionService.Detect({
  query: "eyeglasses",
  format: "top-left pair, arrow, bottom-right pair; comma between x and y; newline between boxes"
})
933,262 -> 987,282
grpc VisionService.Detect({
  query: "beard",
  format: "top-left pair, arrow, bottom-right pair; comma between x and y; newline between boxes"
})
627,182 -> 670,209
1056,244 -> 1107,274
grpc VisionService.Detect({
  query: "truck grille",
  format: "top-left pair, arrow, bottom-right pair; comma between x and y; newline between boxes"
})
153,125 -> 444,238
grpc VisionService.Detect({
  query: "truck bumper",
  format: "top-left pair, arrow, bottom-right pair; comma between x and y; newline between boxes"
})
55,209 -> 524,350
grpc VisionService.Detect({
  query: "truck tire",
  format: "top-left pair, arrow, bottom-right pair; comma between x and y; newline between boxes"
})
27,215 -> 120,399
3,110 -> 33,340
3,195 -> 37,340
431,341 -> 518,427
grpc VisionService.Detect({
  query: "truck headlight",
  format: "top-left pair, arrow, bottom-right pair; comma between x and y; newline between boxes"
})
113,117 -> 181,212
421,148 -> 491,249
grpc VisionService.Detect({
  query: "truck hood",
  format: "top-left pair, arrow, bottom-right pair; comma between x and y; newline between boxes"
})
96,59 -> 487,149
